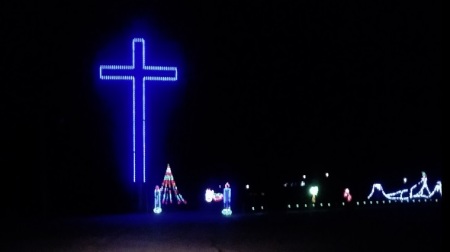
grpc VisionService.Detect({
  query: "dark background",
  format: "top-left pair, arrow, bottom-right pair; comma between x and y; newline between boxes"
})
2,1 -> 441,217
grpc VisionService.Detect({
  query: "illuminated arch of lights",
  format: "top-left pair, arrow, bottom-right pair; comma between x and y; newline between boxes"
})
367,172 -> 442,201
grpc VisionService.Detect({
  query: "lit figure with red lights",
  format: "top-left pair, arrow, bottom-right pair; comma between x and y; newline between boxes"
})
222,182 -> 232,216
343,188 -> 352,202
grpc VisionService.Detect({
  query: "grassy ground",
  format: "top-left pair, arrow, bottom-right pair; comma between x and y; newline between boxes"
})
3,203 -> 442,251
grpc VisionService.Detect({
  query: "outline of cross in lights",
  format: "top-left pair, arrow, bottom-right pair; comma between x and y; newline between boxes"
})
99,38 -> 178,183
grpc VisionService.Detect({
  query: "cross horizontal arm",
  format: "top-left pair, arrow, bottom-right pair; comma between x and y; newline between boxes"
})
99,65 -> 177,81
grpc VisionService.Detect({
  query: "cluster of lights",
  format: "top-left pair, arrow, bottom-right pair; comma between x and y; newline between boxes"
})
250,206 -> 265,211
288,202 -> 333,209
286,197 -> 440,210
222,208 -> 232,216
283,173 -> 329,188
281,171 -> 441,212
205,189 -> 223,203
309,186 -> 319,203
409,174 -> 442,199
160,164 -> 187,205
343,188 -> 352,202
99,38 -> 178,183
367,172 -> 442,201
367,184 -> 408,201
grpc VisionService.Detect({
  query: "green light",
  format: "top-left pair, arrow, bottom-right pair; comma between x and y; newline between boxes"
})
309,186 -> 319,196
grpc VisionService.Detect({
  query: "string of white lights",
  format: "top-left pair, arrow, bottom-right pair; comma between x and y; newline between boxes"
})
368,172 -> 442,201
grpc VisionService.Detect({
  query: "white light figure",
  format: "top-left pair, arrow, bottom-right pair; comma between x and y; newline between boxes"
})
309,186 -> 318,203
205,189 -> 214,203
205,189 -> 223,203
367,171 -> 442,201
409,172 -> 442,199
367,183 -> 409,201
222,182 -> 232,216
153,185 -> 162,214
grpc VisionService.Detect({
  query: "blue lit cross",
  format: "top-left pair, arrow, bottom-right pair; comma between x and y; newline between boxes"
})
99,38 -> 178,183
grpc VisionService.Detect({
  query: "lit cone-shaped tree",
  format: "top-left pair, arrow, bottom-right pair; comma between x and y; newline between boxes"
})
160,164 -> 187,205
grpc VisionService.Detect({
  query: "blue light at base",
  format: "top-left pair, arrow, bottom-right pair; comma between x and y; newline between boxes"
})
99,38 -> 178,183
222,208 -> 232,216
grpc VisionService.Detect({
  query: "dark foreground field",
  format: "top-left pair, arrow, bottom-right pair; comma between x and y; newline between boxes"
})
3,203 -> 442,252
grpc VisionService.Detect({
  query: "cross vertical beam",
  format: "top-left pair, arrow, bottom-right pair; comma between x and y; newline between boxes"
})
99,38 -> 178,183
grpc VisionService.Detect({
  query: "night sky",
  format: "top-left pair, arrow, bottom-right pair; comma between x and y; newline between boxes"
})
2,1 -> 441,216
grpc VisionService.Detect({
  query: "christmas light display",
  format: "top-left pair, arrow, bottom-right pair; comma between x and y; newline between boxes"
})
153,185 -> 162,213
343,188 -> 352,202
409,172 -> 442,199
99,38 -> 178,183
221,182 -> 232,216
205,189 -> 223,203
160,164 -> 187,205
309,186 -> 318,203
367,172 -> 442,201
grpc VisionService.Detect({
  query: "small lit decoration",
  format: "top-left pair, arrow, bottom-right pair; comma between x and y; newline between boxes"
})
367,171 -> 442,201
222,182 -> 232,216
160,164 -> 187,205
205,188 -> 223,203
309,186 -> 319,203
343,188 -> 352,202
153,185 -> 162,214
205,189 -> 214,203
